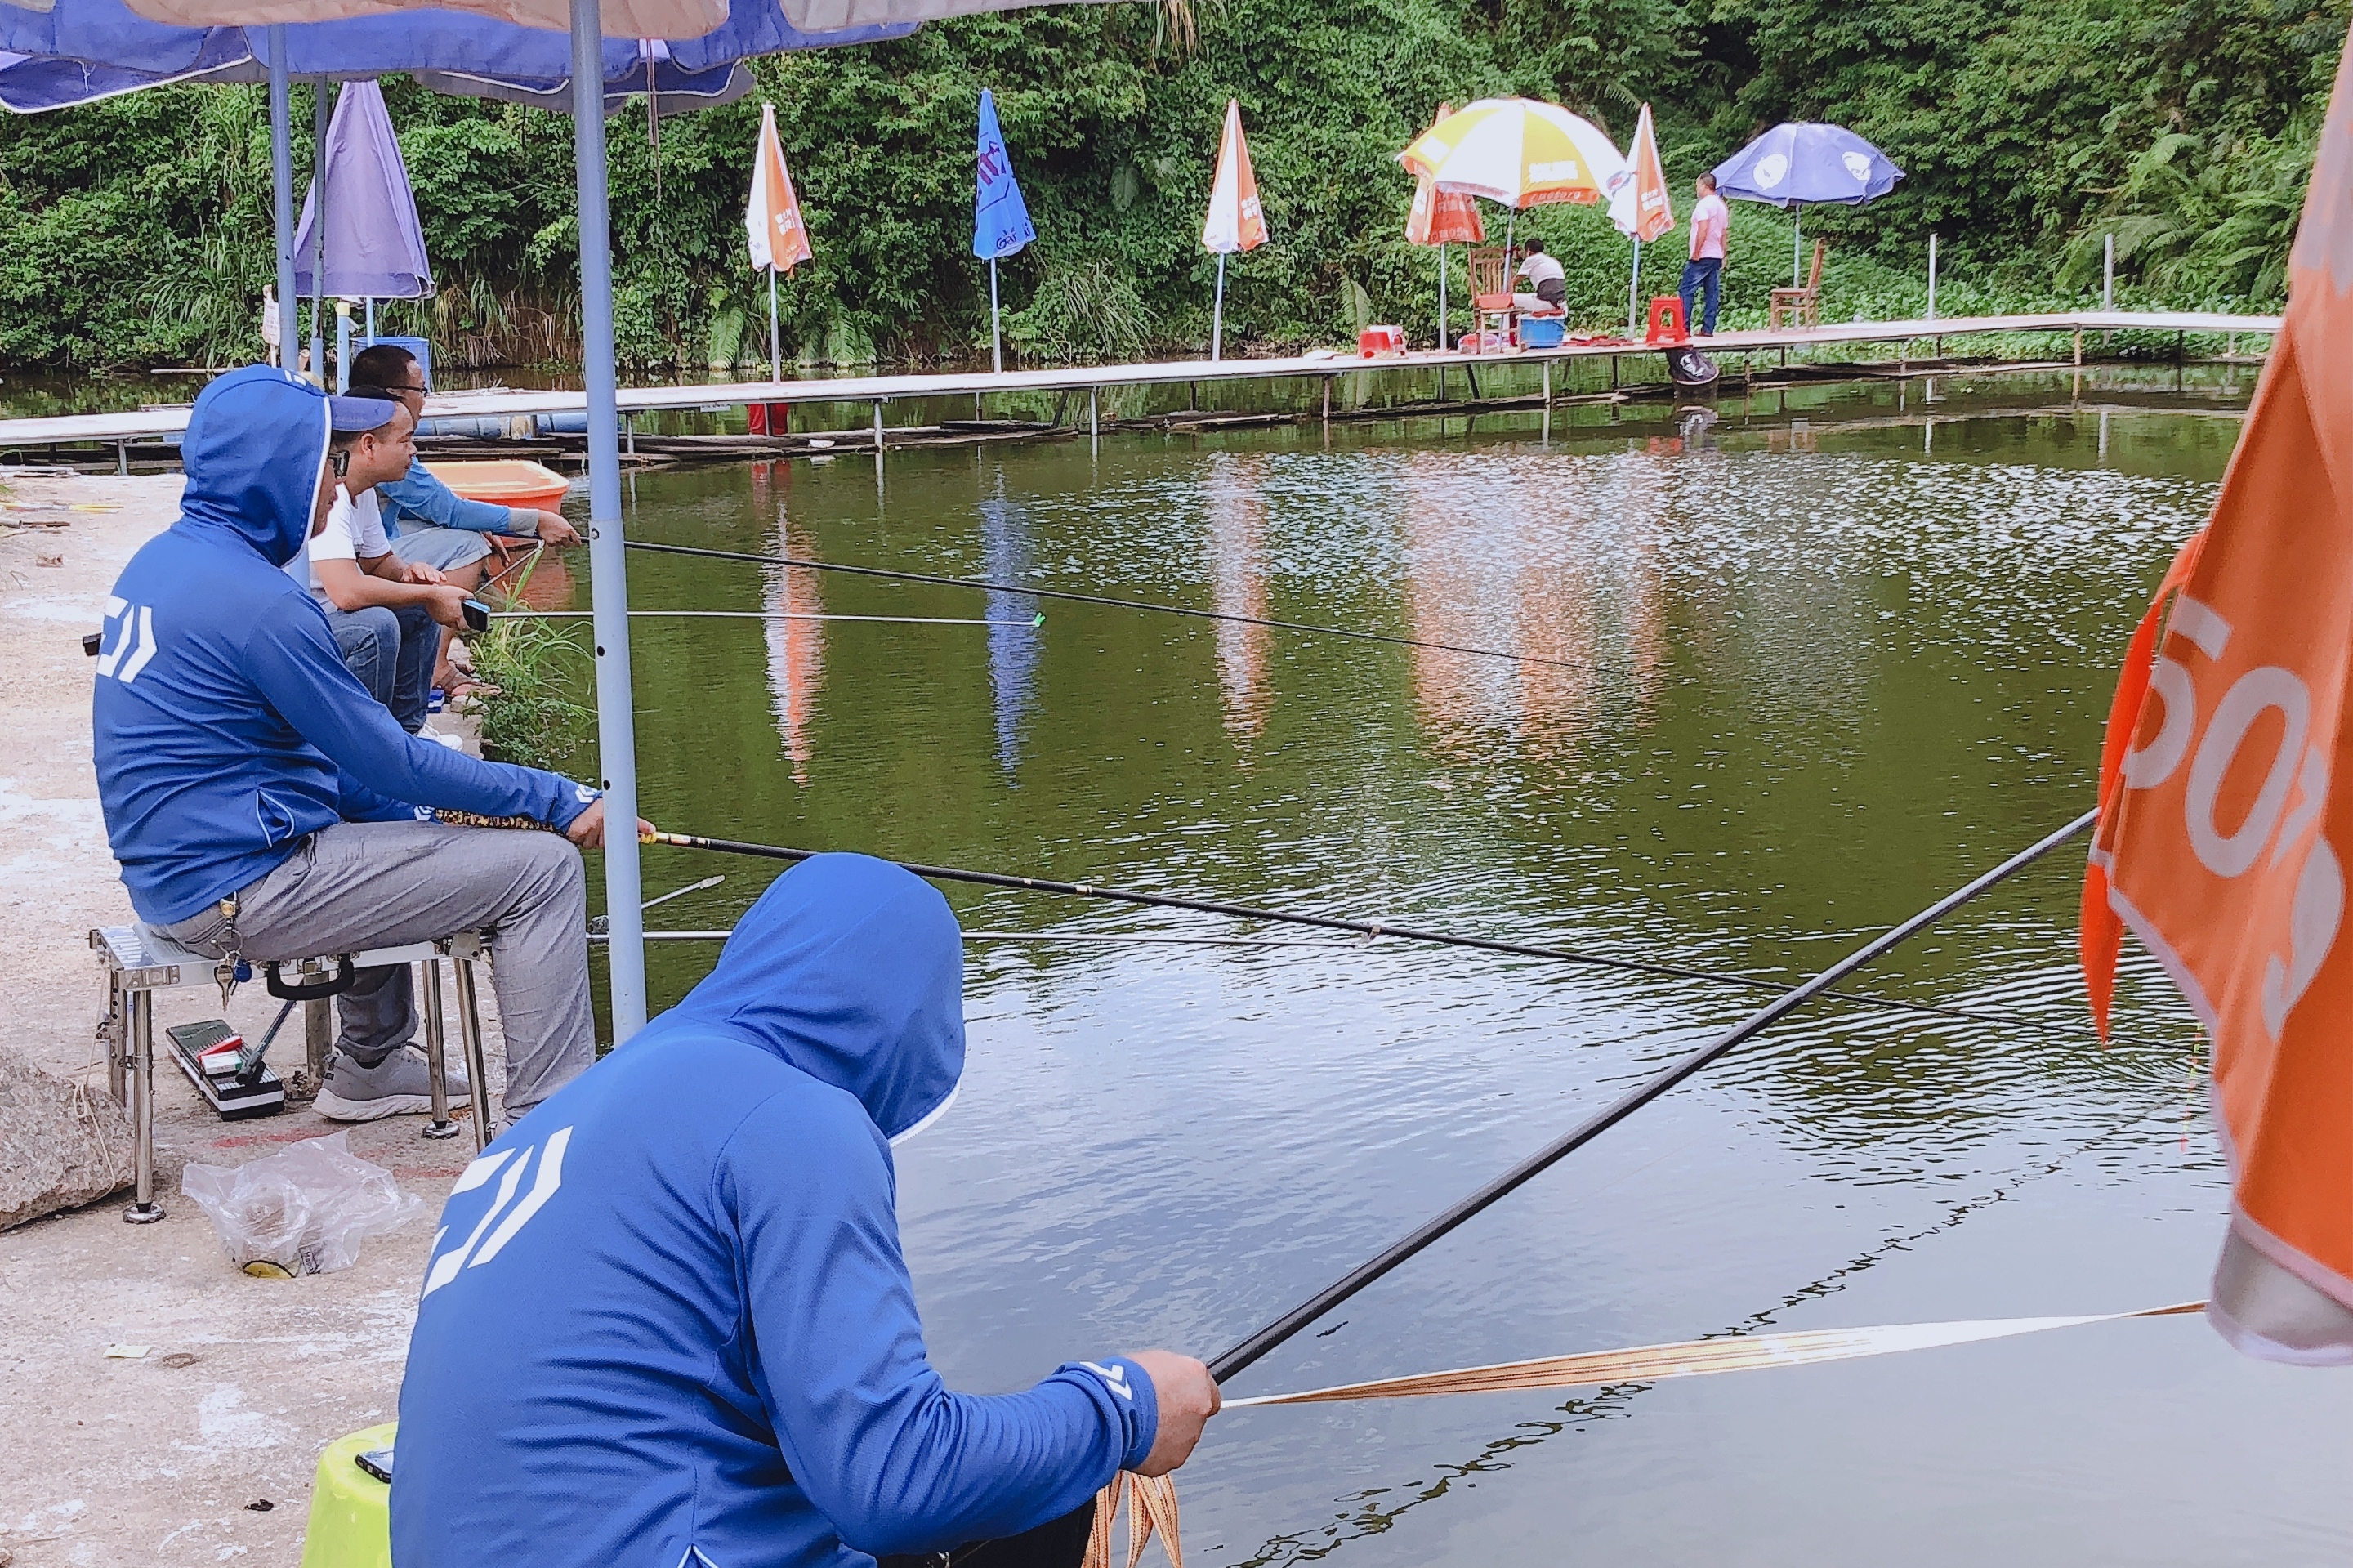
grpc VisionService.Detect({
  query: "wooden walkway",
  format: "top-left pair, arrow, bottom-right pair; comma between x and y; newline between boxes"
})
0,309 -> 2279,456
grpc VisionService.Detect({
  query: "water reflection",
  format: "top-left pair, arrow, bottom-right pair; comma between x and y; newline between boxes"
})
761,498 -> 824,784
1205,453 -> 1272,741
982,485 -> 1040,775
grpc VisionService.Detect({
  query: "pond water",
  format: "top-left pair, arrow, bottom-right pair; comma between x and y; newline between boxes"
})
541,368 -> 2347,1566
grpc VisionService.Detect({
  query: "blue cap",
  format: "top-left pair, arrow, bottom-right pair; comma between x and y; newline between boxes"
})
329,395 -> 399,433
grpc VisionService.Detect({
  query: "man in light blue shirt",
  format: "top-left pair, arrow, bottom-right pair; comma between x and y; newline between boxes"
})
348,342 -> 580,696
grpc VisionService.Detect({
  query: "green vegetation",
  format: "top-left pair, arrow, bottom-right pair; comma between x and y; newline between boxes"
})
1,0 -> 2342,371
467,558 -> 595,771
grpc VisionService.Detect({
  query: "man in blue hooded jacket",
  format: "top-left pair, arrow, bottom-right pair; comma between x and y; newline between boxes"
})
393,854 -> 1221,1568
92,364 -> 632,1121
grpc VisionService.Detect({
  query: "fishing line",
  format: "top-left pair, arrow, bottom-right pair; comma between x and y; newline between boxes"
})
640,826 -> 2145,1043
623,538 -> 1647,681
593,928 -> 1364,949
497,609 -> 1046,628
1204,807 -> 2100,1384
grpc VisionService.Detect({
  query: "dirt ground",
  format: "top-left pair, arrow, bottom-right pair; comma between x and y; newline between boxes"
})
0,471 -> 504,1568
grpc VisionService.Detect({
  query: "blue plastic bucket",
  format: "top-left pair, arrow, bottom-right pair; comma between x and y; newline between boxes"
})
1520,317 -> 1566,348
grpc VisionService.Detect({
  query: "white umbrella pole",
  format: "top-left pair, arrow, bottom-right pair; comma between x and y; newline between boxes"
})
1437,243 -> 1447,351
266,29 -> 297,372
1628,237 -> 1641,333
309,78 -> 328,378
364,297 -> 376,341
1793,203 -> 1802,288
571,0 -> 647,1043
768,264 -> 780,384
1211,251 -> 1226,364
989,254 -> 1002,375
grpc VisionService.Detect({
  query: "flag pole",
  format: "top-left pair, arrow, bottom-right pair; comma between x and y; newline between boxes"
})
1628,237 -> 1641,333
1212,251 -> 1226,363
768,263 -> 781,383
989,254 -> 1002,374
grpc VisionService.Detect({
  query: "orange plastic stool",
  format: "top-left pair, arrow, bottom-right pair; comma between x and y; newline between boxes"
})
1645,296 -> 1690,346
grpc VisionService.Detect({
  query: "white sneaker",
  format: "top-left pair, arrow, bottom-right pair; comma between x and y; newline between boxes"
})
315,1045 -> 471,1122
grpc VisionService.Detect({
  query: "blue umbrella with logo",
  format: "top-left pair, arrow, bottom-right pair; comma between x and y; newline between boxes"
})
972,86 -> 1034,375
1712,121 -> 1902,285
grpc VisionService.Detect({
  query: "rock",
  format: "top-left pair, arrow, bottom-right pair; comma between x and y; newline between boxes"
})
0,1046 -> 135,1229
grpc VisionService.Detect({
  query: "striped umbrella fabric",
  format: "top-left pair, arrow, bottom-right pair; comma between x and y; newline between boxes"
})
1400,96 -> 1630,209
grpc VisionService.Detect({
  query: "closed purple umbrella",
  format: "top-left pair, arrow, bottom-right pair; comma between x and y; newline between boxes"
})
291,79 -> 431,302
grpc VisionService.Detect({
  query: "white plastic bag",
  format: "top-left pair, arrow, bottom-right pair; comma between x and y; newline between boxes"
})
182,1132 -> 422,1277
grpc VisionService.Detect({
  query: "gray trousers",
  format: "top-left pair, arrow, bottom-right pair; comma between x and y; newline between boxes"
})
162,820 -> 594,1115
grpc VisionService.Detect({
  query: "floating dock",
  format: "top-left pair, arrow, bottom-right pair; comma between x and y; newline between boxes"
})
0,310 -> 2279,472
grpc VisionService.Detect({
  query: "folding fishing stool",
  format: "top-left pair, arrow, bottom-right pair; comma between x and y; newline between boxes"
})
91,923 -> 501,1223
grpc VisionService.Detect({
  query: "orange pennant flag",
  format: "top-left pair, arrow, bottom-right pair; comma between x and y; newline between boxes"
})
1406,103 -> 1484,247
1610,102 -> 1673,244
1202,100 -> 1267,255
746,101 -> 813,274
2083,27 -> 2353,1362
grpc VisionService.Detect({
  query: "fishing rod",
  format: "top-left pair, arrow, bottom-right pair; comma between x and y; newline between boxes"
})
497,609 -> 1047,628
1203,806 -> 2100,1384
624,539 -> 1645,681
640,824 -> 2110,1040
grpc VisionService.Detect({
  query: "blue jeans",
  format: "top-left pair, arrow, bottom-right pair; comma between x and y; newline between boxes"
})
324,601 -> 436,734
1679,258 -> 1722,336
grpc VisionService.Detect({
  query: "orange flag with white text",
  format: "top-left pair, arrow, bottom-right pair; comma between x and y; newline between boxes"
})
1610,102 -> 1673,243
2083,27 -> 2353,1364
746,101 -> 813,274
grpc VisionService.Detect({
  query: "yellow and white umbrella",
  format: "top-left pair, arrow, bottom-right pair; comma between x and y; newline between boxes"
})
1400,96 -> 1630,209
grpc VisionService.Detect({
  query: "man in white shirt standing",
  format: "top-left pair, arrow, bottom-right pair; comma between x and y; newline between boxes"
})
288,397 -> 471,733
1511,239 -> 1569,315
1681,174 -> 1730,337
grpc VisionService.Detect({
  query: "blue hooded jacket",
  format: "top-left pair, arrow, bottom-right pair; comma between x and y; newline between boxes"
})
392,854 -> 1159,1568
92,365 -> 595,925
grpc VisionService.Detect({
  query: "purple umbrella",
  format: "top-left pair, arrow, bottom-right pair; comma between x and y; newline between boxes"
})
291,79 -> 431,302
1712,121 -> 1904,285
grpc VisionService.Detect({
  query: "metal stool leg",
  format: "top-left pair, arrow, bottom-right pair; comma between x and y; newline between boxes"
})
420,958 -> 459,1141
452,958 -> 497,1151
123,990 -> 164,1224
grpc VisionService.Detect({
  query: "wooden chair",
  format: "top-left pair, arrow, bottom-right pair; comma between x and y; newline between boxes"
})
1770,240 -> 1828,329
1466,246 -> 1516,351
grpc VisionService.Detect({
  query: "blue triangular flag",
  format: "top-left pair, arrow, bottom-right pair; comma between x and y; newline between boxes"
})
973,88 -> 1036,261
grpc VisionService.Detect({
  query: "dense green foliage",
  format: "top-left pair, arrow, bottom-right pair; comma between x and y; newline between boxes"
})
1,0 -> 2344,371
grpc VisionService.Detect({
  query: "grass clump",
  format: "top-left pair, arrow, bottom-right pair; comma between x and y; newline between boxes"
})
465,553 -> 595,773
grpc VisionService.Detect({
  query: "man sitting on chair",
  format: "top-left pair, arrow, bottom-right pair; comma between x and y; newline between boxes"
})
92,364 -> 638,1124
1511,240 -> 1568,315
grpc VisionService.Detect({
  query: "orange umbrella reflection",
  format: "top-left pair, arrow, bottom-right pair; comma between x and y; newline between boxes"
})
1205,453 -> 1271,739
762,513 -> 824,784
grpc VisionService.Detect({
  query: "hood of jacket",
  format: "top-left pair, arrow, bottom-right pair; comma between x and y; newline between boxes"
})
176,364 -> 330,568
652,852 -> 965,1141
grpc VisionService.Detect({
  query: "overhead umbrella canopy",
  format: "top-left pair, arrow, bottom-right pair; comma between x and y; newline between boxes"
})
122,0 -> 727,43
1400,96 -> 1629,209
291,78 -> 430,297
1712,120 -> 1901,208
0,0 -> 895,112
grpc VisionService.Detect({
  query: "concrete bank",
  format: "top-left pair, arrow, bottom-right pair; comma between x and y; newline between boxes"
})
0,471 -> 493,1568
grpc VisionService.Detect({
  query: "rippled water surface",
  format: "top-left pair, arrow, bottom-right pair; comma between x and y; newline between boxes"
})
555,369 -> 2347,1566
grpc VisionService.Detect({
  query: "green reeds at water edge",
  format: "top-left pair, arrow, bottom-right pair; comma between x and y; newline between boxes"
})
466,552 -> 594,773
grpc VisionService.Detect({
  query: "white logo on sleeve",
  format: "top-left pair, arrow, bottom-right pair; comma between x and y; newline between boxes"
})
1081,1360 -> 1135,1401
95,597 -> 159,685
420,1127 -> 572,1298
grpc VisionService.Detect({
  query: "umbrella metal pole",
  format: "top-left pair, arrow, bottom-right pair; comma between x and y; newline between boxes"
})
572,0 -> 647,1042
769,265 -> 781,384
1212,252 -> 1226,364
267,29 -> 298,373
989,256 -> 1002,376
1437,243 -> 1447,351
336,301 -> 351,393
1793,203 -> 1802,288
309,78 -> 328,379
1627,237 -> 1641,333
364,297 -> 376,341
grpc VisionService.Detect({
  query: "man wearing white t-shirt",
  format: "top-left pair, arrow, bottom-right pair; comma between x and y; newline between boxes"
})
1511,240 -> 1568,315
1681,174 -> 1730,337
288,398 -> 469,732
